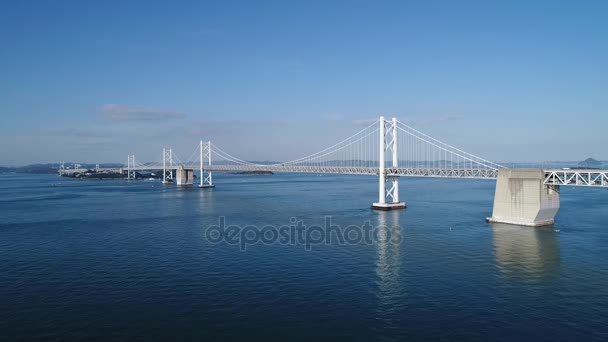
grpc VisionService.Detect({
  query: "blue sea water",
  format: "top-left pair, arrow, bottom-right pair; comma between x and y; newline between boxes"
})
0,173 -> 606,341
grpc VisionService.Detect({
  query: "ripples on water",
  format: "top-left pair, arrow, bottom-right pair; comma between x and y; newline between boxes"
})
0,174 -> 606,340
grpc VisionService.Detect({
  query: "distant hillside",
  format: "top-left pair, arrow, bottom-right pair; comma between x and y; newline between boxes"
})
0,163 -> 123,174
578,158 -> 602,168
0,164 -> 60,174
504,158 -> 605,169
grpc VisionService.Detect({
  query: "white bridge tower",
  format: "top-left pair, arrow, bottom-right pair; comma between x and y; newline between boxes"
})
198,140 -> 214,188
162,148 -> 174,184
372,116 -> 406,210
127,154 -> 136,179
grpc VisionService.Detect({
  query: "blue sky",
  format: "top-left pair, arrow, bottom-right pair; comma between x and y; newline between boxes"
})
1,0 -> 607,165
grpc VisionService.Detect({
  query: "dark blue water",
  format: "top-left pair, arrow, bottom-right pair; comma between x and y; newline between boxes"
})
0,173 -> 606,341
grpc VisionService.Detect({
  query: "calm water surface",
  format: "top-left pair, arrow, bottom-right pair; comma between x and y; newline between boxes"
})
0,173 -> 607,341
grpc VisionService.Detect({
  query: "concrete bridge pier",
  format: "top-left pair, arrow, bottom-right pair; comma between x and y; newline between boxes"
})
175,167 -> 194,186
487,169 -> 560,227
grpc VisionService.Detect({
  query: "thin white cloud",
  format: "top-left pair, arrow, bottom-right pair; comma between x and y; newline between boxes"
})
321,113 -> 346,121
100,104 -> 186,122
400,114 -> 465,126
44,127 -> 112,138
352,118 -> 379,126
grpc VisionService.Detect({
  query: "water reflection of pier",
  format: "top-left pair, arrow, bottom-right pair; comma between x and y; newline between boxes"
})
374,210 -> 404,321
491,223 -> 560,282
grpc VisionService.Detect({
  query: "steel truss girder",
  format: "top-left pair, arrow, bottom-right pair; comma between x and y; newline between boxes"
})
94,164 -> 503,179
544,170 -> 608,187
385,167 -> 499,179
93,165 -> 608,186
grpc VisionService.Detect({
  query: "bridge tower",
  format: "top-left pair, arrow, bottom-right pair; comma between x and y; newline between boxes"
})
373,117 -> 406,210
162,148 -> 174,184
127,155 -> 136,179
198,140 -> 215,188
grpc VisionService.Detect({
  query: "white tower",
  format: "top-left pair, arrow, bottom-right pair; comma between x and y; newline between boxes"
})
162,148 -> 174,184
372,116 -> 405,210
198,140 -> 215,188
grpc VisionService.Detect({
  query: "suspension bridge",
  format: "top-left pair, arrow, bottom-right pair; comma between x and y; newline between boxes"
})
62,116 -> 608,227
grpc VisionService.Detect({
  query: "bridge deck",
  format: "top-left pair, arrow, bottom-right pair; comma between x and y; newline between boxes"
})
544,169 -> 608,187
68,165 -> 499,179
59,166 -> 608,187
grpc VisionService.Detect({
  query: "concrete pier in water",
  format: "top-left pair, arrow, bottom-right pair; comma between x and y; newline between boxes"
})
487,169 -> 560,227
175,167 -> 194,186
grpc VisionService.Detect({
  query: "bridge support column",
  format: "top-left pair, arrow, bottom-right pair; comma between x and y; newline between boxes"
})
487,169 -> 560,227
175,166 -> 194,186
198,140 -> 215,188
373,116 -> 406,210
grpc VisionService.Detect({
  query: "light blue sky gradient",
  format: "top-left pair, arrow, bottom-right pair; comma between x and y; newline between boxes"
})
1,0 -> 607,165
